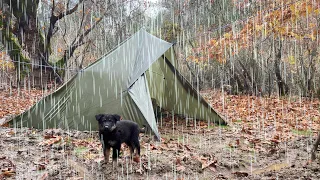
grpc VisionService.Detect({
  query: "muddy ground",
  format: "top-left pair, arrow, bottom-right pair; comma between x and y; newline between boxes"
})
1,116 -> 320,180
1,89 -> 319,179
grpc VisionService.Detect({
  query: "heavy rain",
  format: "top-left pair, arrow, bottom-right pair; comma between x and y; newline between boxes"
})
0,0 -> 319,179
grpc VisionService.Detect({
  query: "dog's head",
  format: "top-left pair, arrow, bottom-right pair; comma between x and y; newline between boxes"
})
95,114 -> 121,132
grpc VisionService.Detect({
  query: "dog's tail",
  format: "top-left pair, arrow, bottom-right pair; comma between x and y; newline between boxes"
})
140,125 -> 146,133
140,128 -> 145,133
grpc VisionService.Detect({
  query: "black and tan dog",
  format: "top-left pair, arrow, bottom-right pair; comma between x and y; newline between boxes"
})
95,114 -> 143,163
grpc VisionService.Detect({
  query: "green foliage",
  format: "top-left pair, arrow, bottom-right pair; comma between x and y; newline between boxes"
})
74,146 -> 88,156
1,26 -> 30,80
292,129 -> 313,136
218,124 -> 230,129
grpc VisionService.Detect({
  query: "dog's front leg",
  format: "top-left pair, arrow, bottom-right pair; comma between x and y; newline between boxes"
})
112,144 -> 121,162
100,133 -> 111,163
104,145 -> 111,163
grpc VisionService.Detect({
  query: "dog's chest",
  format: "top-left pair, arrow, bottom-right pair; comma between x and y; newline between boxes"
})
99,130 -> 123,146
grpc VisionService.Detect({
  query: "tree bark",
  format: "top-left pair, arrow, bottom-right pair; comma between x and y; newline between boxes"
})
274,41 -> 288,96
311,133 -> 320,161
1,0 -> 57,84
237,60 -> 254,94
307,48 -> 316,96
1,0 -> 86,84
1,0 -> 42,84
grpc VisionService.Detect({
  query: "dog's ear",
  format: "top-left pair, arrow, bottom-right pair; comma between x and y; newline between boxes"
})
113,114 -> 121,122
95,114 -> 103,121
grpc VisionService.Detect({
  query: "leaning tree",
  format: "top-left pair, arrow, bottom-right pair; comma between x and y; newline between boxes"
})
0,0 -> 145,86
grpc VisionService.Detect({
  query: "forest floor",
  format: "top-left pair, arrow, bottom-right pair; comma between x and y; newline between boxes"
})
0,89 -> 320,180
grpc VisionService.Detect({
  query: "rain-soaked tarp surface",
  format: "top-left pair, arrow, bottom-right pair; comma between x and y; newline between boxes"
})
146,48 -> 225,126
11,29 -> 226,138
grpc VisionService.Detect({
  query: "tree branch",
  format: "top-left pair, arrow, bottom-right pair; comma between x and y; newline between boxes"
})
62,6 -> 113,64
56,0 -> 85,21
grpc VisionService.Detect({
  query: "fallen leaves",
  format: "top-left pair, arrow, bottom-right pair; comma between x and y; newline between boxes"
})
0,87 -> 319,179
1,170 -> 15,177
190,154 -> 217,172
176,165 -> 186,172
206,90 -> 320,152
72,138 -> 101,152
252,162 -> 290,175
0,157 -> 16,178
0,88 -> 52,120
201,160 -> 217,171
38,136 -> 62,146
7,129 -> 14,135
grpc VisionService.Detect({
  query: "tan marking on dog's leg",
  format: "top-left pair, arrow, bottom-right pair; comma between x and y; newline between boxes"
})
131,147 -> 140,163
135,147 -> 140,158
104,147 -> 110,163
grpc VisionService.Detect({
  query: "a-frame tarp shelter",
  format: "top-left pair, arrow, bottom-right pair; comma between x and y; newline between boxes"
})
10,29 -> 226,139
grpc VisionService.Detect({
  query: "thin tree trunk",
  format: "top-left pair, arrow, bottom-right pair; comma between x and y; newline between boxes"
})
274,41 -> 288,96
237,60 -> 253,94
311,133 -> 320,161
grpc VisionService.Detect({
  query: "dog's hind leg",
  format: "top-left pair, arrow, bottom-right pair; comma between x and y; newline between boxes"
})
136,143 -> 140,156
132,139 -> 140,156
128,145 -> 134,159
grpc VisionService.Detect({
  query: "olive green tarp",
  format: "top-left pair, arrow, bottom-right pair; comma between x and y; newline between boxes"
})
10,29 -> 226,139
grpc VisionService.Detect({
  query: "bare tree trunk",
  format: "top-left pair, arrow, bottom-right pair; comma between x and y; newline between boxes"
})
306,47 -> 317,97
233,72 -> 245,94
187,40 -> 203,88
1,0 -> 62,85
311,133 -> 320,161
237,60 -> 253,94
274,41 -> 288,96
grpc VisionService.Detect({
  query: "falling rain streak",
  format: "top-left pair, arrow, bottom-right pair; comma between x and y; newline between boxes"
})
0,0 -> 319,179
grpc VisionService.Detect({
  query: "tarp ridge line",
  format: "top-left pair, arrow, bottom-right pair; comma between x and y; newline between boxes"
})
83,29 -> 141,70
128,31 -> 145,89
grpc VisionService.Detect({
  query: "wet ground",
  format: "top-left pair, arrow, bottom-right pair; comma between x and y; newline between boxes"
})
1,116 -> 319,180
1,89 -> 319,179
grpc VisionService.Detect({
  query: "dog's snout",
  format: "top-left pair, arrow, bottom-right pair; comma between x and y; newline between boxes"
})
105,125 -> 109,128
